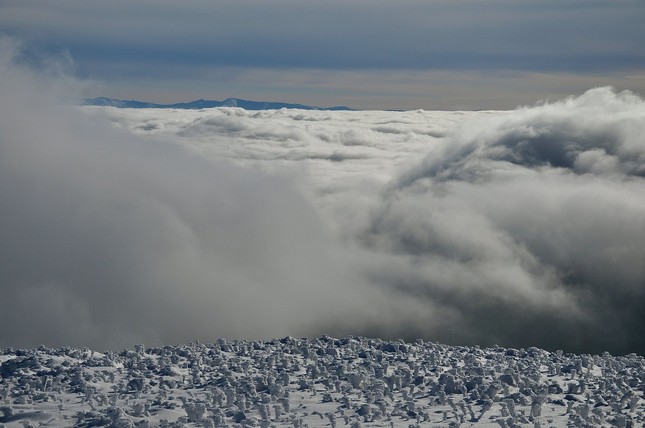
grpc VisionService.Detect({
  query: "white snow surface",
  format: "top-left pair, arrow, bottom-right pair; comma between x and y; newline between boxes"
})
1,337 -> 643,427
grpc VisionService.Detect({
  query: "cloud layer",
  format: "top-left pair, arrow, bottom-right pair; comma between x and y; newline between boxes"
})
101,87 -> 645,355
3,41 -> 645,355
4,0 -> 643,72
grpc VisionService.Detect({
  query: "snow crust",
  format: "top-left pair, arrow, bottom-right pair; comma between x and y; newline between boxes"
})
1,338 -> 643,427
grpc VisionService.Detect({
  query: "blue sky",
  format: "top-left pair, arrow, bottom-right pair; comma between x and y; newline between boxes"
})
2,0 -> 645,109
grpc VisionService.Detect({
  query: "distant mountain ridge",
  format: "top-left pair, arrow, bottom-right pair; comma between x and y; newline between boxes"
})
82,97 -> 352,111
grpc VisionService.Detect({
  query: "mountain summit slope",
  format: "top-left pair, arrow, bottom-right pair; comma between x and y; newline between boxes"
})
0,337 -> 643,426
82,97 -> 353,111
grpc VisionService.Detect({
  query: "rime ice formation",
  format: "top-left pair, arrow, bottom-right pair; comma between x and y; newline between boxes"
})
1,338 -> 643,427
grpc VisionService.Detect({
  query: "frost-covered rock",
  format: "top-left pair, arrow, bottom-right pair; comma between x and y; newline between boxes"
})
0,337 -> 643,426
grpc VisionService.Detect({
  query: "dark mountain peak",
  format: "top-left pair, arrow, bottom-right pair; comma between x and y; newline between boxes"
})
81,97 -> 353,111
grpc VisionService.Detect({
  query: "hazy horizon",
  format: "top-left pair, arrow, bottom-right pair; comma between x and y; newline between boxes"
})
2,0 -> 645,110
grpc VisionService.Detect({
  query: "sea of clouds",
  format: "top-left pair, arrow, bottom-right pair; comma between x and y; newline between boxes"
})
2,41 -> 645,355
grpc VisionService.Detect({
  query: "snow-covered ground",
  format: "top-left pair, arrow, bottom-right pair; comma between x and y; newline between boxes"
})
1,337 -> 643,427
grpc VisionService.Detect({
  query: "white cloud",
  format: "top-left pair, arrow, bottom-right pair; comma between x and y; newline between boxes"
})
97,87 -> 645,355
3,37 -> 645,354
373,87 -> 645,353
0,41 -> 377,349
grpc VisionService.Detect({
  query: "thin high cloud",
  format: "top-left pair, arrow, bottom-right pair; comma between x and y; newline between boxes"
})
3,0 -> 642,72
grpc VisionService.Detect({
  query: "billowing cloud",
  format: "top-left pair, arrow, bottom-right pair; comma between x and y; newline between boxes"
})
366,87 -> 645,355
3,39 -> 645,355
100,86 -> 645,355
0,40 -> 375,349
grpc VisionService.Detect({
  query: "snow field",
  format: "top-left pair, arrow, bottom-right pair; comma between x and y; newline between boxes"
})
1,337 -> 643,427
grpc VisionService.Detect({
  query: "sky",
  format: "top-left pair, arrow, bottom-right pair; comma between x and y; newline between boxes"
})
1,0 -> 645,109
